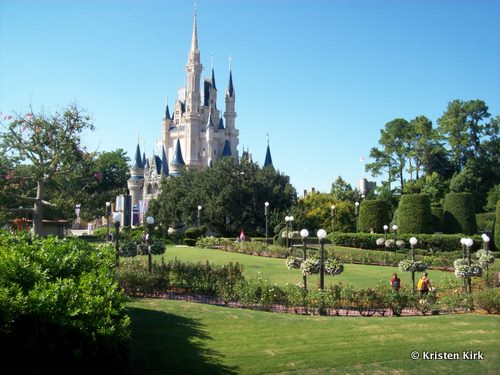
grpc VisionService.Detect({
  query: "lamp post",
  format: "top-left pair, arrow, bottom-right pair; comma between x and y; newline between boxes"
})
331,205 -> 336,233
383,225 -> 388,240
197,205 -> 202,227
146,216 -> 155,273
409,237 -> 418,292
354,202 -> 360,232
285,216 -> 290,248
105,201 -> 111,241
300,229 -> 309,290
112,212 -> 121,265
465,238 -> 474,294
460,237 -> 467,293
317,229 -> 327,290
482,234 -> 491,287
265,202 -> 269,243
392,225 -> 398,255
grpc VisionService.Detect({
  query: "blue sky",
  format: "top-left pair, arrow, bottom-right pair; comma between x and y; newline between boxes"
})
1,0 -> 499,196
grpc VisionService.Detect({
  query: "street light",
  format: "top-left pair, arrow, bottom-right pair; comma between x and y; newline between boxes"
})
300,229 -> 309,290
354,202 -> 360,232
317,229 -> 327,289
285,215 -> 294,249
112,212 -> 121,264
383,224 -> 388,240
146,216 -> 155,273
197,205 -> 202,227
265,202 -> 269,243
331,205 -> 336,233
464,237 -> 474,294
105,202 -> 111,241
409,237 -> 418,292
482,234 -> 491,287
392,225 -> 398,242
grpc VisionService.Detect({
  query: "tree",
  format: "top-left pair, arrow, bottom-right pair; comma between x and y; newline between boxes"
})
437,99 -> 491,171
150,158 -> 296,236
0,104 -> 94,235
330,176 -> 359,202
365,118 -> 411,191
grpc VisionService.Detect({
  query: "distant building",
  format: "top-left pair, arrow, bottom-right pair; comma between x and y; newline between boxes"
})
359,178 -> 376,196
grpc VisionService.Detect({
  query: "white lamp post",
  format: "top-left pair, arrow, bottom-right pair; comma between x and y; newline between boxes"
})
317,229 -> 327,289
331,205 -> 336,233
105,201 -> 111,241
197,205 -> 202,227
300,229 -> 309,290
112,212 -> 121,264
265,202 -> 270,243
409,236 -> 418,292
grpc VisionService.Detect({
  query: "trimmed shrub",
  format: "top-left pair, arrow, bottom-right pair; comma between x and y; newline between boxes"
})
185,227 -> 204,239
443,192 -> 477,234
473,289 -> 500,314
495,201 -> 500,251
476,212 -> 495,232
431,206 -> 443,233
329,232 -> 482,252
358,200 -> 391,233
397,194 -> 433,234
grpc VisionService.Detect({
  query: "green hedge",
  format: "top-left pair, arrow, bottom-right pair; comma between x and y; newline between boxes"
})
358,200 -> 391,233
476,212 -> 495,232
431,206 -> 443,233
397,194 -> 433,234
328,232 -> 483,252
0,231 -> 130,373
443,192 -> 477,234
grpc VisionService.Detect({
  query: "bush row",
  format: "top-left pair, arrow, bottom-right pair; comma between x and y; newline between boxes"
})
0,231 -> 130,374
116,258 -> 500,315
328,232 -> 484,252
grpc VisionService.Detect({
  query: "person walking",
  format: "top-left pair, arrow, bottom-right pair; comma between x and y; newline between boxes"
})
418,272 -> 432,298
390,272 -> 401,292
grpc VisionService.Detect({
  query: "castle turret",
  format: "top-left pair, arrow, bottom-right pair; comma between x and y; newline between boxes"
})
128,143 -> 145,209
264,143 -> 274,168
170,139 -> 186,177
224,66 -> 239,159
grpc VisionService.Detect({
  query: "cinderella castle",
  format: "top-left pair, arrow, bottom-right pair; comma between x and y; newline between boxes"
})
123,7 -> 273,226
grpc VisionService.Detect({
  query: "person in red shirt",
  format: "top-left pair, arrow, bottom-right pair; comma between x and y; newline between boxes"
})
390,272 -> 401,292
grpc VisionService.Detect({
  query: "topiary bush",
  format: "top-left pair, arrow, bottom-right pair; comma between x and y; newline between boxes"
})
443,192 -> 477,234
397,194 -> 433,234
358,200 -> 391,233
431,206 -> 443,232
185,227 -> 204,239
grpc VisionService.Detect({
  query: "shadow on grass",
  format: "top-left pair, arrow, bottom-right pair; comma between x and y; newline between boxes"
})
127,307 -> 238,375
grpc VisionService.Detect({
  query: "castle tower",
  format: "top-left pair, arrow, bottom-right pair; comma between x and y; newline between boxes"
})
127,143 -> 144,208
183,7 -> 203,167
224,67 -> 239,159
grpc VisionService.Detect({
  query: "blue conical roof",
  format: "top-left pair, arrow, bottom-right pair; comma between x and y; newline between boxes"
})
171,139 -> 185,166
218,117 -> 224,130
227,69 -> 234,97
207,112 -> 215,129
211,67 -> 217,90
264,145 -> 273,168
165,103 -> 171,120
142,152 -> 146,168
161,146 -> 169,175
133,144 -> 143,168
222,140 -> 232,157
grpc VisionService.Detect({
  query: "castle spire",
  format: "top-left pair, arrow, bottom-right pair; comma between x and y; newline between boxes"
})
133,143 -> 143,168
264,136 -> 273,168
165,97 -> 171,120
227,67 -> 234,97
190,3 -> 199,57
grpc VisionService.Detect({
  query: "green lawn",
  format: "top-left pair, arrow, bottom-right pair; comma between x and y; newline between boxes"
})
155,246 -> 456,290
127,298 -> 500,374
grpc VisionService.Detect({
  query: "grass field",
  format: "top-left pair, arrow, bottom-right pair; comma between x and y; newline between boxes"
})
127,298 -> 500,374
154,246 -> 457,290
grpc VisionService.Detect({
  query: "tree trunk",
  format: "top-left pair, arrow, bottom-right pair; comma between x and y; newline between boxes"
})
32,179 -> 45,236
